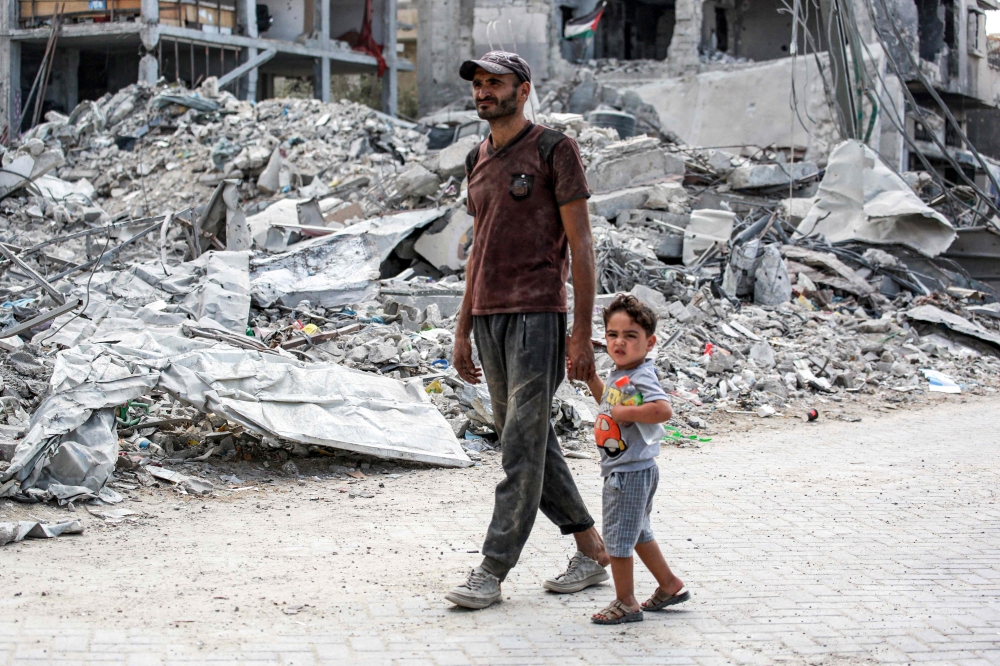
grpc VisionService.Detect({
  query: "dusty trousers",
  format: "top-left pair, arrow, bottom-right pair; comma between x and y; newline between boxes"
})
473,312 -> 595,580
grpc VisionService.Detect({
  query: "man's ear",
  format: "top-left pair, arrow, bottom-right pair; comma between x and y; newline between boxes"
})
519,81 -> 531,101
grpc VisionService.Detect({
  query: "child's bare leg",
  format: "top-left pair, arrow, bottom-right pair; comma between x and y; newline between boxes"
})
634,540 -> 683,596
592,556 -> 640,618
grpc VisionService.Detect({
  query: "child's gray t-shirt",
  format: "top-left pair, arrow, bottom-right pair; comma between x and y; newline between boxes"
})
594,358 -> 668,477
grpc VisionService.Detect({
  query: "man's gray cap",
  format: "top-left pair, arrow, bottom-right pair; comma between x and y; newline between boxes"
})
460,51 -> 532,83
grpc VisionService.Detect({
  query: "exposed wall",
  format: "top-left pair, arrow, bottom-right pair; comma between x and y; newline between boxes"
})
627,55 -> 843,163
471,1 -> 550,78
729,0 -> 796,61
416,0 -> 475,115
259,0 -> 307,41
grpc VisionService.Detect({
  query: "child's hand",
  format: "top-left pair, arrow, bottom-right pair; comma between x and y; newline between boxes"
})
610,405 -> 633,428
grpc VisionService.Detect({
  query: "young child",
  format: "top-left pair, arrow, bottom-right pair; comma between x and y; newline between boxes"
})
585,294 -> 689,625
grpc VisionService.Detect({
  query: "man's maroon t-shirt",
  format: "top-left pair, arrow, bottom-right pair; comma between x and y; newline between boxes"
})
465,123 -> 591,315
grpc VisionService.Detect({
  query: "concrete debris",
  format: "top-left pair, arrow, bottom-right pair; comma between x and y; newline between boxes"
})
0,519 -> 83,547
0,78 -> 997,524
728,163 -> 819,191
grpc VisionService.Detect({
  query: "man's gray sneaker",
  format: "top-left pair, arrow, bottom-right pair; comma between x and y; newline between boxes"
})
445,566 -> 502,609
543,551 -> 609,593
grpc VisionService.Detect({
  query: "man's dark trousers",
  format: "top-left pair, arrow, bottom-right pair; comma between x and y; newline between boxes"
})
473,312 -> 595,580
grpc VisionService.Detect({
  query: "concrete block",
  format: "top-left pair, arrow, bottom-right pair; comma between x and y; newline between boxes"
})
395,164 -> 441,198
645,182 -> 688,210
588,186 -> 655,220
434,135 -> 480,180
0,439 -> 17,462
586,141 -> 685,193
629,284 -> 670,318
727,162 -> 818,190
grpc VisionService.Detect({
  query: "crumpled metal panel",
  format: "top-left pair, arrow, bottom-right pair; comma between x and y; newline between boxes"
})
1,332 -> 470,501
798,140 -> 956,257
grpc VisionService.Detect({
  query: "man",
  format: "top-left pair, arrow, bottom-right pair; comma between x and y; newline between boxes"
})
445,51 -> 611,610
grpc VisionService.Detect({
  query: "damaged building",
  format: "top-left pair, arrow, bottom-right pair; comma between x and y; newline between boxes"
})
0,0 -> 410,138
418,0 -> 1000,181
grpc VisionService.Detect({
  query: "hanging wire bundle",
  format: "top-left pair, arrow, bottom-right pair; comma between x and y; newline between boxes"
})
595,234 -> 677,295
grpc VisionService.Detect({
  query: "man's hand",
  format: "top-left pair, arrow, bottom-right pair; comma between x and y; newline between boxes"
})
566,332 -> 595,383
453,333 -> 482,384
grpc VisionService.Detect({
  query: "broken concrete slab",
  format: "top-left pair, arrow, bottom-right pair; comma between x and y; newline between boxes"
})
395,164 -> 441,198
250,234 -> 381,308
905,304 -> 1000,348
781,245 -> 875,296
586,139 -> 685,193
629,284 -> 671,318
433,135 -> 481,180
728,162 -> 818,190
588,186 -> 655,220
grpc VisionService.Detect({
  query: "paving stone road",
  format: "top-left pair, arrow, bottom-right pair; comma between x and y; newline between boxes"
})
1,395 -> 999,665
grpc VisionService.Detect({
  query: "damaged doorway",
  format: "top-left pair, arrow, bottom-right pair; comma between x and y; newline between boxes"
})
593,0 -> 675,60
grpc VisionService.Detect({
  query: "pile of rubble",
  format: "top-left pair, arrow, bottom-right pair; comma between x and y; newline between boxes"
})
0,79 -> 997,532
12,78 -> 437,224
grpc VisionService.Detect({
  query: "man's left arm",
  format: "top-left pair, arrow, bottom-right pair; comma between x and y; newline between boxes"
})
560,198 -> 596,383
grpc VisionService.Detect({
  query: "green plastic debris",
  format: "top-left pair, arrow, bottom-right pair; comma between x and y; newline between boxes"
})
116,400 -> 150,427
662,427 -> 711,443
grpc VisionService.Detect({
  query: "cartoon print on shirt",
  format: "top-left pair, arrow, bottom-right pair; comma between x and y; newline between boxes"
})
593,385 -> 626,457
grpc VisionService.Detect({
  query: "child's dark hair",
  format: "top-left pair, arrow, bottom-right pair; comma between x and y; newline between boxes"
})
602,294 -> 658,336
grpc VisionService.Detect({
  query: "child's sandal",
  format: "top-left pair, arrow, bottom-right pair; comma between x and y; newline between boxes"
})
591,599 -> 644,625
641,586 -> 690,611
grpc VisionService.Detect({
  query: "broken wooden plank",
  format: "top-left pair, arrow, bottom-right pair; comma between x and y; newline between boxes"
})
280,322 -> 365,349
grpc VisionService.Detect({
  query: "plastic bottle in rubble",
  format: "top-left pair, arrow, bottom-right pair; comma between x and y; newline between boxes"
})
612,376 -> 664,443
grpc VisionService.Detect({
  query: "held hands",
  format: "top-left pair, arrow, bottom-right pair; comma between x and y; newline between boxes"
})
565,333 -> 596,383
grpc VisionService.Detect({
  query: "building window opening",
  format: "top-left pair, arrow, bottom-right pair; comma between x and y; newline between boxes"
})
715,7 -> 728,52
916,0 -> 946,61
594,0 -> 675,61
700,0 -> 822,63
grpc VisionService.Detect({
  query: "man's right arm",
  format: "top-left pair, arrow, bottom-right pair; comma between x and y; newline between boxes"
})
453,219 -> 482,384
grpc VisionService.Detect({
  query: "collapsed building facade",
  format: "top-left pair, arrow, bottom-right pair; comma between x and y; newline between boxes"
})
0,0 -> 409,139
417,0 -> 1000,180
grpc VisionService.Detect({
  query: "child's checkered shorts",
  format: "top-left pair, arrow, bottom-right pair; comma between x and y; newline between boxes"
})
602,465 -> 659,558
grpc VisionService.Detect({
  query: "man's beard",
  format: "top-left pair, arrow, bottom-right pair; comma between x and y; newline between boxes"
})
476,88 -> 519,120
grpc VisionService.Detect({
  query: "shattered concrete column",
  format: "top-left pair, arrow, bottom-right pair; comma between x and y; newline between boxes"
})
878,73 -> 907,171
666,0 -> 702,76
139,0 -> 160,86
64,49 -> 79,109
381,0 -> 398,116
138,54 -> 159,85
314,0 -> 330,103
237,0 -> 259,101
0,0 -> 19,142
